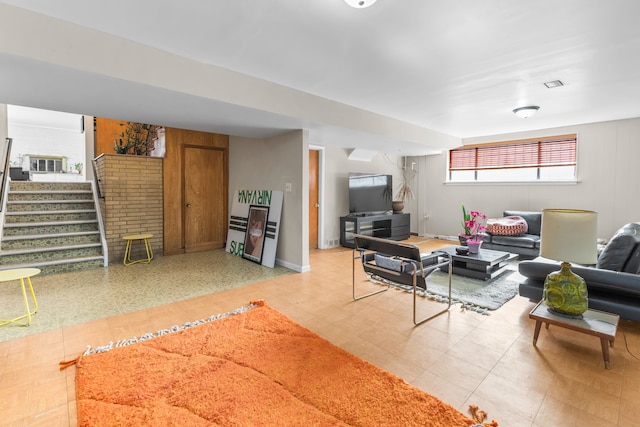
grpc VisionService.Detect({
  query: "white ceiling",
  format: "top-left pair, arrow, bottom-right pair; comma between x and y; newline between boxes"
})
2,0 -> 640,154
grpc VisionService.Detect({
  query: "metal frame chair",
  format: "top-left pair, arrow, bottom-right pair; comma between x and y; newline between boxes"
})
352,234 -> 452,325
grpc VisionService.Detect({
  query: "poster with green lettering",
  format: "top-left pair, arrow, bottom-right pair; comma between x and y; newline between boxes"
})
226,190 -> 283,268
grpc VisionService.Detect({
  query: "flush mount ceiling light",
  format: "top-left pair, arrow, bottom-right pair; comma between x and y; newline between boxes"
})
344,0 -> 377,8
513,105 -> 540,119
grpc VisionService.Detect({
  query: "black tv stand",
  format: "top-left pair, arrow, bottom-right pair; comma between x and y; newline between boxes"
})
349,211 -> 393,217
339,213 -> 410,248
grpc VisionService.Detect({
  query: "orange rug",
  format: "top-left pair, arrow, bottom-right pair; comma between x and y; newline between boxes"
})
69,301 -> 497,426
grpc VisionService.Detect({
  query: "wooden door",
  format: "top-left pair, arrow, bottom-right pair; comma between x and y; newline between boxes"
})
184,146 -> 226,252
309,149 -> 319,248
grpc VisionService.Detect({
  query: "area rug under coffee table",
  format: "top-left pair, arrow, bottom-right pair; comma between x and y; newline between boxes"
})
373,262 -> 522,314
65,301 -> 497,426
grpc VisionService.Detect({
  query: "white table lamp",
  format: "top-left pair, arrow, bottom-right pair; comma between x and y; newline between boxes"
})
540,209 -> 598,316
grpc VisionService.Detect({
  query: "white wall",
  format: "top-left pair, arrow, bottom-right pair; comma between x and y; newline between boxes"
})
418,118 -> 640,241
0,104 -> 7,169
229,137 -> 405,269
7,106 -> 85,176
321,147 -> 404,247
229,130 -> 307,271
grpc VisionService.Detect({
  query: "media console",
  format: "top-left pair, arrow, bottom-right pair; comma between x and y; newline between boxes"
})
339,213 -> 410,248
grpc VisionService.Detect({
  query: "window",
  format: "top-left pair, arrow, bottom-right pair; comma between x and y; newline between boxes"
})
30,157 -> 64,173
448,134 -> 577,182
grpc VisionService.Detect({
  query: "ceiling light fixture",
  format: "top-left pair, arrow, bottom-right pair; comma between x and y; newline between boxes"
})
344,0 -> 377,8
513,106 -> 540,119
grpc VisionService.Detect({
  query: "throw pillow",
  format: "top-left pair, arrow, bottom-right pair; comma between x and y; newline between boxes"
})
598,223 -> 640,272
597,232 -> 636,271
374,253 -> 403,272
486,216 -> 528,236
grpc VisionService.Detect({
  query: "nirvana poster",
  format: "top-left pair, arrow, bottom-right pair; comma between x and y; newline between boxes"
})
226,190 -> 283,268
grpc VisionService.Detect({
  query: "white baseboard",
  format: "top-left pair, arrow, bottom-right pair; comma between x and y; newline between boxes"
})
275,258 -> 310,273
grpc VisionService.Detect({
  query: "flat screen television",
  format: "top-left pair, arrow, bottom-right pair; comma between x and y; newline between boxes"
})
348,173 -> 393,215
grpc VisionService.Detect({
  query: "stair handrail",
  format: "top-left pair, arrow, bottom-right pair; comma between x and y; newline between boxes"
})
90,179 -> 109,266
0,137 -> 12,213
92,157 -> 104,199
0,138 -> 11,249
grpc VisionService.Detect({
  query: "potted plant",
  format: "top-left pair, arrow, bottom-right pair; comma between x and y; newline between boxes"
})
393,170 -> 415,213
114,122 -> 158,156
74,162 -> 83,174
460,205 -> 487,253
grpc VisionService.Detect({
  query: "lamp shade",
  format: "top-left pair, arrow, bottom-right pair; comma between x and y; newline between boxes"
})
540,209 -> 598,265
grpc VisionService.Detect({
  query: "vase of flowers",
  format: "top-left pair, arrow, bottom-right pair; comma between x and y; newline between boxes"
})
460,205 -> 487,252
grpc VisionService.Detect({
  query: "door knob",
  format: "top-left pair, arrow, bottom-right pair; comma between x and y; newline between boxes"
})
315,203 -> 319,208
186,203 -> 192,208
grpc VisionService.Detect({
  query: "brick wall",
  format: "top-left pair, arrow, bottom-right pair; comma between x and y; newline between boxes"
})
95,154 -> 163,263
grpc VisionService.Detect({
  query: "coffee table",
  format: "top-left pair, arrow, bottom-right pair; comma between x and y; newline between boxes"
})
437,246 -> 517,280
529,300 -> 619,369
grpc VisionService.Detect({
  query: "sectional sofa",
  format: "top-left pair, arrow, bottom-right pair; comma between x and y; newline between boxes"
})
481,210 -> 541,259
518,222 -> 640,321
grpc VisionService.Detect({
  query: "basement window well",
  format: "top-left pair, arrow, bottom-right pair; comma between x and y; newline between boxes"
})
448,134 -> 577,183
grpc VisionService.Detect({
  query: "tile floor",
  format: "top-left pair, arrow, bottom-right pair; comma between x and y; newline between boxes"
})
1,238 -> 639,426
0,250 -> 292,343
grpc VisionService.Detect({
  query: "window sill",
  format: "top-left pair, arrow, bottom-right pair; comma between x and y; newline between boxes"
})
444,180 -> 578,185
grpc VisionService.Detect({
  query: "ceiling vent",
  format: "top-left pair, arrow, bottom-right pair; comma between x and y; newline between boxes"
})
544,80 -> 564,89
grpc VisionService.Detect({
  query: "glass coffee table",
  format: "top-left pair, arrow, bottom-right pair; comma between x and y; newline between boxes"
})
437,246 -> 517,280
529,300 -> 620,369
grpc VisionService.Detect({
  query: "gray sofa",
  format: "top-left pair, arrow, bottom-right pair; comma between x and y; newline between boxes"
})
482,210 -> 541,259
518,222 -> 640,322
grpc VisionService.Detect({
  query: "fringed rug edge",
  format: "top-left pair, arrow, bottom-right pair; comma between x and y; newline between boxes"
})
59,300 -> 265,369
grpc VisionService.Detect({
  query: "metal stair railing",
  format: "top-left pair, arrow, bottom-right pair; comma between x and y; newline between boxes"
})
1,138 -> 11,213
91,167 -> 109,266
0,138 -> 12,249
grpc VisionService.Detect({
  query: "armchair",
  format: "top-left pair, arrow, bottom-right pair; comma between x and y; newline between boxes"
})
352,234 -> 452,325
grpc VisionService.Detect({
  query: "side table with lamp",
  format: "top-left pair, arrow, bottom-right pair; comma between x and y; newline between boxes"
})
528,209 -> 620,369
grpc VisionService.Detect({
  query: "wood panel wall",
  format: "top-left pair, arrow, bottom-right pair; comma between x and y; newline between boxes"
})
94,117 -> 126,156
163,127 -> 229,255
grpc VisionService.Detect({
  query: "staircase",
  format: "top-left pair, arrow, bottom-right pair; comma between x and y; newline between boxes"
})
0,181 -> 107,274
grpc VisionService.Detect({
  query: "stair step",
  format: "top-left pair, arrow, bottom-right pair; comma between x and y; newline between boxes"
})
9,182 -> 92,192
1,232 -> 101,250
4,211 -> 97,223
8,193 -> 94,202
8,200 -> 94,205
3,221 -> 99,237
9,190 -> 92,194
7,199 -> 95,212
2,230 -> 100,241
0,244 -> 103,264
5,210 -> 96,216
4,219 -> 98,228
0,242 -> 102,256
6,203 -> 95,213
2,180 -> 106,275
0,255 -> 105,275
8,191 -> 93,200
